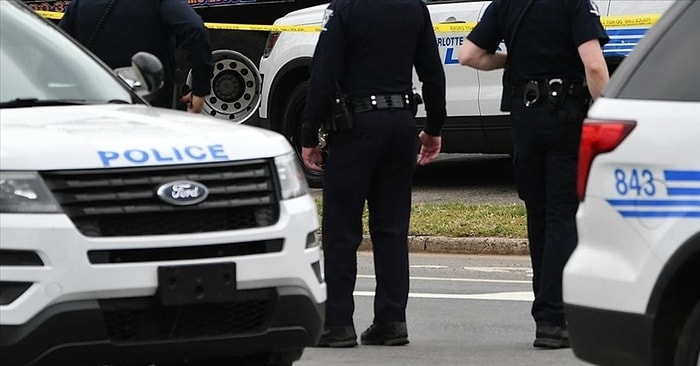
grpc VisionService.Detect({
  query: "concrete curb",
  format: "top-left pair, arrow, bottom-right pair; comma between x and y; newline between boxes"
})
355,235 -> 529,256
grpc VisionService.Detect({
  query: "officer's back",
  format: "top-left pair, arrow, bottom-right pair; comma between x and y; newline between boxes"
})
340,0 -> 430,96
60,0 -> 213,110
304,0 -> 445,131
504,0 -> 601,85
60,1 -> 171,74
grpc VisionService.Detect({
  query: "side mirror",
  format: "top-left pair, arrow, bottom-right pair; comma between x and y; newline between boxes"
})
114,52 -> 164,101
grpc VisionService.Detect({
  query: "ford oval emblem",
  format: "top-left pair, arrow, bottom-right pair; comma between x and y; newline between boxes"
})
156,180 -> 209,206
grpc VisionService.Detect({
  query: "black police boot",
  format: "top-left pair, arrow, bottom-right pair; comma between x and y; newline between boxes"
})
314,326 -> 357,348
533,322 -> 570,349
360,322 -> 409,346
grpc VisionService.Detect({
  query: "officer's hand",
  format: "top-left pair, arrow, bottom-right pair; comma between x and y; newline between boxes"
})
302,146 -> 324,172
418,131 -> 441,166
180,92 -> 205,114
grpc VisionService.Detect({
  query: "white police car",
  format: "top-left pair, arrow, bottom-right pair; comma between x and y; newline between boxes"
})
0,2 -> 324,365
563,1 -> 700,365
256,0 -> 672,187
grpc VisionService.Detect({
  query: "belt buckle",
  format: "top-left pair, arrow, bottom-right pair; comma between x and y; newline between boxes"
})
523,81 -> 539,107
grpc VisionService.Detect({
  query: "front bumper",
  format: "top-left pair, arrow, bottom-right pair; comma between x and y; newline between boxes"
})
566,304 -> 655,366
1,286 -> 324,366
0,194 -> 324,325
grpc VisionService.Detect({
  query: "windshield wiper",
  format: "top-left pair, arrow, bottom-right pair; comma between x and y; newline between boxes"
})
0,98 -> 93,108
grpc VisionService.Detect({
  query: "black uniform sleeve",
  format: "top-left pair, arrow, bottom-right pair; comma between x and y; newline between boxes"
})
301,1 -> 347,147
466,1 -> 504,54
569,0 -> 610,47
159,0 -> 214,97
413,2 -> 446,137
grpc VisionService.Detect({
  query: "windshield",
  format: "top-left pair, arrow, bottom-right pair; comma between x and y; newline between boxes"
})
0,2 -> 137,106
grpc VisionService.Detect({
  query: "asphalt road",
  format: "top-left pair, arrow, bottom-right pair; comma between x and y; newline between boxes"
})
412,153 -> 520,205
296,253 -> 592,366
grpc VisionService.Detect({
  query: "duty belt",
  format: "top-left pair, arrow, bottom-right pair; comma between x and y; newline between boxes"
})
509,79 -> 589,107
351,94 -> 413,113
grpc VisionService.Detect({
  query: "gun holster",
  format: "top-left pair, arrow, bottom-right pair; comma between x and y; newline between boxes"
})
411,91 -> 423,116
326,93 -> 354,133
500,66 -> 513,112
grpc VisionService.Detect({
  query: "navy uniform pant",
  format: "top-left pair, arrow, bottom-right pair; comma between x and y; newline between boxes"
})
321,108 -> 418,327
510,98 -> 585,327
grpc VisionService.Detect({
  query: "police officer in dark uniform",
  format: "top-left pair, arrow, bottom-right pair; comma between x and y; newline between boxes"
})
300,0 -> 446,348
458,0 -> 609,349
59,0 -> 213,113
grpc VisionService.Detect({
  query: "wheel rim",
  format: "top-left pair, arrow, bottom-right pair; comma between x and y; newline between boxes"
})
187,50 -> 261,123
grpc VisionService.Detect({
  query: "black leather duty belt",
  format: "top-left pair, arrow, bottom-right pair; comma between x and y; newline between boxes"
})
511,80 -> 588,97
351,94 -> 413,113
509,79 -> 589,107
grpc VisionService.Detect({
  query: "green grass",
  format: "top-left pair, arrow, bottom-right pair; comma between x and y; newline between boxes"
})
315,199 -> 527,239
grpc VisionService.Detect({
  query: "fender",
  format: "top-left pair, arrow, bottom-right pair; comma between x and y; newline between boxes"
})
646,231 -> 700,316
266,56 -> 312,124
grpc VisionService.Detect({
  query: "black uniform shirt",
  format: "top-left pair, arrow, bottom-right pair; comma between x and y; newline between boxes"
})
467,0 -> 609,84
59,0 -> 213,98
301,0 -> 447,147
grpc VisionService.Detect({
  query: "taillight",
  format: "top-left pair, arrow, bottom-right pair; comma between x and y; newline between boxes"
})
263,31 -> 281,58
577,120 -> 636,201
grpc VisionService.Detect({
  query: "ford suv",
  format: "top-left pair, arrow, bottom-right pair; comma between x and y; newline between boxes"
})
563,1 -> 700,365
0,2 -> 324,365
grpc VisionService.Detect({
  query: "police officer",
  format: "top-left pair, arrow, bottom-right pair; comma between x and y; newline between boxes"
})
59,0 -> 214,113
301,0 -> 446,348
458,0 -> 609,349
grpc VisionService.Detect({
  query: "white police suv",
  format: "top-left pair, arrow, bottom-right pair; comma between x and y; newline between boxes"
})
257,0 -> 672,187
563,1 -> 700,365
0,2 -> 324,365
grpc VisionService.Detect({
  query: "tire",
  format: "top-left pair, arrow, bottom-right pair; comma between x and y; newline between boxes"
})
209,31 -> 266,125
282,81 -> 327,188
175,30 -> 266,124
674,300 -> 700,366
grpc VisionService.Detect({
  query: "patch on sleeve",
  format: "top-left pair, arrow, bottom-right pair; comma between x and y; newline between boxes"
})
588,0 -> 601,16
321,9 -> 334,31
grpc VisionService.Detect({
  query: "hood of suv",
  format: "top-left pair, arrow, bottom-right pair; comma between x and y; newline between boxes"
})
0,105 -> 292,170
276,3 -> 328,25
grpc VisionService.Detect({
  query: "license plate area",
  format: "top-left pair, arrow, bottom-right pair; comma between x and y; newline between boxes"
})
158,262 -> 236,306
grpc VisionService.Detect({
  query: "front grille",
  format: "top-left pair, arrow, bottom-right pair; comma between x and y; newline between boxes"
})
100,288 -> 277,342
40,161 -> 280,237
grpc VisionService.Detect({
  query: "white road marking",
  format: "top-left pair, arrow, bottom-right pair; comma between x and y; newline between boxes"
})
353,291 -> 534,302
410,265 -> 448,269
357,274 -> 530,284
461,266 -> 533,274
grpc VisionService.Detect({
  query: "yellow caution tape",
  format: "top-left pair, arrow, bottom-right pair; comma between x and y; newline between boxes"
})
36,10 -> 63,20
433,23 -> 477,33
37,10 -> 659,34
204,22 -> 321,32
600,14 -> 661,27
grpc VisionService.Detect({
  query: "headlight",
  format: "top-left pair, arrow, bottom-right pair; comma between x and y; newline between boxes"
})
274,153 -> 309,200
0,171 -> 61,213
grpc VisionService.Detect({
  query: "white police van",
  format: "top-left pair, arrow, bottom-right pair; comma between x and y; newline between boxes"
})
563,1 -> 700,365
256,0 -> 672,187
0,2 -> 324,365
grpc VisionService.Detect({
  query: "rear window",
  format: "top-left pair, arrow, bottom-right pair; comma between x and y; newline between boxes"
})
614,1 -> 700,102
